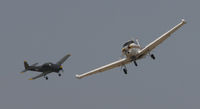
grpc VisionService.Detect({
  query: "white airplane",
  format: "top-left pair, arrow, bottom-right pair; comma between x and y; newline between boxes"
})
76,19 -> 186,79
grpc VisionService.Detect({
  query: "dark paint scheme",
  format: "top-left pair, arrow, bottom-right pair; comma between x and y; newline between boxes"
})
24,62 -> 63,73
21,54 -> 71,80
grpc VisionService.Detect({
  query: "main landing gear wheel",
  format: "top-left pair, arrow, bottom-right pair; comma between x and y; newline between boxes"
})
123,68 -> 128,74
151,54 -> 155,60
45,76 -> 48,80
58,73 -> 61,77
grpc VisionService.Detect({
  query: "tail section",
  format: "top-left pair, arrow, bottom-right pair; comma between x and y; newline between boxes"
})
24,60 -> 29,69
20,60 -> 29,74
21,61 -> 38,74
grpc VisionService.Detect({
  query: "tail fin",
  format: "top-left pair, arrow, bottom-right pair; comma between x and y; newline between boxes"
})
24,61 -> 29,69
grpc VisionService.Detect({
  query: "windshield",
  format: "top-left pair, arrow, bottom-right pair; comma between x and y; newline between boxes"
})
123,40 -> 134,47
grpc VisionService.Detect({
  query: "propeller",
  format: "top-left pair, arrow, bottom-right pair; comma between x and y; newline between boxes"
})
135,37 -> 141,47
59,65 -> 64,73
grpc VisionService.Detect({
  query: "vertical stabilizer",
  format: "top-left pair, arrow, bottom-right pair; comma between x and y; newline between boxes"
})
24,61 -> 29,69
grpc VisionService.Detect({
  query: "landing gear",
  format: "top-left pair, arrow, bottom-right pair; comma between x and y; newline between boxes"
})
123,68 -> 128,74
131,56 -> 138,66
122,65 -> 128,74
134,61 -> 138,66
150,54 -> 155,60
58,73 -> 61,77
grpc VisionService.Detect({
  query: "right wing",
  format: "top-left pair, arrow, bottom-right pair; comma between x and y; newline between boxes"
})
76,58 -> 130,79
56,54 -> 71,66
137,19 -> 186,58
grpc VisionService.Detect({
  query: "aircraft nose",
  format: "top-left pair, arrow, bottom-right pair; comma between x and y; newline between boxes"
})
59,65 -> 64,72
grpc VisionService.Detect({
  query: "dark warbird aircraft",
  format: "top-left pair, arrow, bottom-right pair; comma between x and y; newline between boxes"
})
20,54 -> 71,80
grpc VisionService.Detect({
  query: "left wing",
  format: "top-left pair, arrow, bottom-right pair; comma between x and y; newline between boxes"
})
28,72 -> 50,80
76,58 -> 130,79
28,73 -> 44,80
137,19 -> 186,58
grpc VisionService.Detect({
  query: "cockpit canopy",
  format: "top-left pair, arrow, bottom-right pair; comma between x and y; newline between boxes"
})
123,40 -> 134,47
42,62 -> 53,67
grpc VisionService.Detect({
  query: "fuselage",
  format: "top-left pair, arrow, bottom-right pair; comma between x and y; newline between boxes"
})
122,41 -> 141,59
27,62 -> 62,73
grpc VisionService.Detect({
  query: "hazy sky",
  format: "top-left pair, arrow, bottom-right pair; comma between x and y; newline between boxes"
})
0,0 -> 199,109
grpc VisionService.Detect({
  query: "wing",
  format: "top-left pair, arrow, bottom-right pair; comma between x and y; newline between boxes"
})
28,73 -> 45,80
76,58 -> 130,79
137,19 -> 186,57
56,54 -> 71,66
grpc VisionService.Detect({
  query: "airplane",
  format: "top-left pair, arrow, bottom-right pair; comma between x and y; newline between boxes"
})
76,19 -> 186,79
20,54 -> 71,80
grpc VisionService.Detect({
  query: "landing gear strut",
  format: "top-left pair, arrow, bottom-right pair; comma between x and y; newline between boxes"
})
150,54 -> 155,60
123,68 -> 128,74
134,61 -> 138,66
131,56 -> 138,66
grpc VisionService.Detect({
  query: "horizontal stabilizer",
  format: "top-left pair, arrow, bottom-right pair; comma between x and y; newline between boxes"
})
20,69 -> 28,74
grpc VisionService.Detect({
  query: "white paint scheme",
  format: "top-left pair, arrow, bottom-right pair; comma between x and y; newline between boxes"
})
76,19 -> 186,79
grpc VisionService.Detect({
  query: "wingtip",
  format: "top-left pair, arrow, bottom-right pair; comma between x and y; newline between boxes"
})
181,19 -> 186,24
75,74 -> 81,79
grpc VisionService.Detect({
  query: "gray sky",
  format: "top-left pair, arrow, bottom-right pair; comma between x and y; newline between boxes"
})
0,0 -> 199,109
